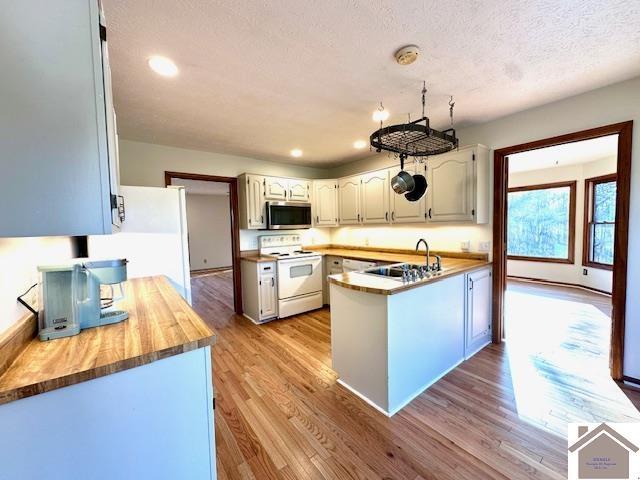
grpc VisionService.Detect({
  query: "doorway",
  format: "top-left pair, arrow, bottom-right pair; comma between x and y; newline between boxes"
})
165,171 -> 242,314
492,121 -> 633,381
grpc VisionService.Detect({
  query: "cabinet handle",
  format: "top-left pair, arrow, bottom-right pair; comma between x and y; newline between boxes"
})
385,212 -> 389,221
316,215 -> 319,223
391,211 -> 395,221
271,277 -> 275,287
469,278 -> 474,290
357,213 -> 360,222
428,208 -> 432,219
261,215 -> 264,223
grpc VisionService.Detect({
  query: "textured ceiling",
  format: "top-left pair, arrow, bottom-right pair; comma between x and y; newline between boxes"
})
509,135 -> 618,173
103,0 -> 640,167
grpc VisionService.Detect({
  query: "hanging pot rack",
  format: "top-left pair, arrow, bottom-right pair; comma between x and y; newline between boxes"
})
369,82 -> 458,170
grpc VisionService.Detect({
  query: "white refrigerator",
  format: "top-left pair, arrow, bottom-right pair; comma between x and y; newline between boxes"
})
89,185 -> 192,304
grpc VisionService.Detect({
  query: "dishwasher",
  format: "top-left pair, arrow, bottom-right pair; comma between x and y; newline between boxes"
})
342,258 -> 378,273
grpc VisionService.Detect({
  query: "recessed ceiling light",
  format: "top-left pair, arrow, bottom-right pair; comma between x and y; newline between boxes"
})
290,148 -> 303,158
148,55 -> 179,77
353,140 -> 367,149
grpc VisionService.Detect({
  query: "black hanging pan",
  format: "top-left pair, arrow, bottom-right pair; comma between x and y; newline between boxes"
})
405,173 -> 427,202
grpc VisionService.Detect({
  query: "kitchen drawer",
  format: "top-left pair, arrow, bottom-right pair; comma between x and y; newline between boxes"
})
326,256 -> 343,268
259,262 -> 276,274
279,292 -> 323,318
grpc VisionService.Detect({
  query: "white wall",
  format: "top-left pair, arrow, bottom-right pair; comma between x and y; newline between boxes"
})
451,76 -> 640,379
507,157 -> 616,293
0,237 -> 74,334
185,193 -> 232,270
119,139 -> 328,187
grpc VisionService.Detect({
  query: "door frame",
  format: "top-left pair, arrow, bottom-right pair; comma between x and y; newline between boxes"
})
165,171 -> 243,315
492,121 -> 633,380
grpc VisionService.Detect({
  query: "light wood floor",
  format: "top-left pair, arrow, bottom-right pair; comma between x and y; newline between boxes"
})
192,272 -> 640,480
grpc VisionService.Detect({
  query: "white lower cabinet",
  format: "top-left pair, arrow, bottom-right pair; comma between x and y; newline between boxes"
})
464,267 -> 492,358
323,256 -> 343,304
241,260 -> 278,323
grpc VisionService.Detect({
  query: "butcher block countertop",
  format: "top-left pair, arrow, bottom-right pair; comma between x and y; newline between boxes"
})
327,256 -> 491,295
0,276 -> 216,406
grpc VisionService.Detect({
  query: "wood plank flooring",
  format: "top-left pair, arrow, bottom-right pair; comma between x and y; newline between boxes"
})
192,272 -> 640,480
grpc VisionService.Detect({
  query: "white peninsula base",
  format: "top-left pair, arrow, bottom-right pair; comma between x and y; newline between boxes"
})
330,267 -> 491,416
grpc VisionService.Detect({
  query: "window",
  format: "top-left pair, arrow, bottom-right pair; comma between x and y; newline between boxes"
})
507,181 -> 576,263
583,174 -> 617,270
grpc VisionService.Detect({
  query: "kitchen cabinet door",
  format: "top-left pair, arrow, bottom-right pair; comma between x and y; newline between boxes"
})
465,267 -> 492,358
246,175 -> 267,229
288,179 -> 310,202
264,177 -> 288,201
338,176 -> 361,224
259,271 -> 278,320
426,149 -> 475,223
389,165 -> 427,223
313,180 -> 338,226
0,0 -> 120,237
360,170 -> 390,224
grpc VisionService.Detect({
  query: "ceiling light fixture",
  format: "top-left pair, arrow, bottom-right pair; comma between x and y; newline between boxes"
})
290,148 -> 303,158
353,140 -> 367,149
148,55 -> 179,77
372,102 -> 389,122
395,45 -> 421,65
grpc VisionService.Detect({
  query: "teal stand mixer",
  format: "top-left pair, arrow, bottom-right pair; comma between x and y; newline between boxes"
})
37,259 -> 129,341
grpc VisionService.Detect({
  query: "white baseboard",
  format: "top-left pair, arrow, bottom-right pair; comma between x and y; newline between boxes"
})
336,379 -> 391,417
388,358 -> 464,416
464,340 -> 491,360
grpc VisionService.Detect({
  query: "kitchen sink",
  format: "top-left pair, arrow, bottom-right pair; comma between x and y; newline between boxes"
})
361,263 -> 441,281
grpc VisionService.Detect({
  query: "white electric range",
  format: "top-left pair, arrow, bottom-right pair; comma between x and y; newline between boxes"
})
259,235 -> 323,318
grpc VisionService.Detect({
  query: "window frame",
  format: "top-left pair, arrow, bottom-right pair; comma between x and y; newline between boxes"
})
582,173 -> 617,271
507,180 -> 577,264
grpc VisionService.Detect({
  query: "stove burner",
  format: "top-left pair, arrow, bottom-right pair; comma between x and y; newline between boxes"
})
294,250 -> 312,254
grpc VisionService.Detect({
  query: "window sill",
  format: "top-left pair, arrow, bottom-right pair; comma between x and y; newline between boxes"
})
582,261 -> 614,271
507,255 -> 574,265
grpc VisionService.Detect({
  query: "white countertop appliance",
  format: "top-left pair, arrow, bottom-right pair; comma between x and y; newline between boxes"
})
259,235 -> 322,318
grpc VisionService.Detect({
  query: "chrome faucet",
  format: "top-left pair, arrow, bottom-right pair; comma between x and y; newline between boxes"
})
415,238 -> 442,272
415,239 -> 430,270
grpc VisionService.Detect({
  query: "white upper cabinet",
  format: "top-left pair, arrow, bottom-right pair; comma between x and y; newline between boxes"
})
265,177 -> 310,202
288,179 -> 310,202
0,0 -> 122,237
389,164 -> 427,224
360,170 -> 390,224
239,174 -> 267,229
338,176 -> 361,224
313,180 -> 338,226
426,145 -> 489,224
264,177 -> 288,201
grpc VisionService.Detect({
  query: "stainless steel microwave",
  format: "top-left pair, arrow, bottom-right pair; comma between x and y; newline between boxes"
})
267,202 -> 312,229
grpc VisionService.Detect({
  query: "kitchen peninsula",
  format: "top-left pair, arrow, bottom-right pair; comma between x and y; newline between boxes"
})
328,256 -> 492,416
0,276 -> 217,480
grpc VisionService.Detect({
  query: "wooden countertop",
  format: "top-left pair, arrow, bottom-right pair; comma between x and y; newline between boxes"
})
327,257 -> 491,295
240,252 -> 277,263
0,276 -> 216,405
308,246 -> 488,264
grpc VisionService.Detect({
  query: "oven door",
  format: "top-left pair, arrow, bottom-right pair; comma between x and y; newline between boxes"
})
267,202 -> 312,229
277,256 -> 322,299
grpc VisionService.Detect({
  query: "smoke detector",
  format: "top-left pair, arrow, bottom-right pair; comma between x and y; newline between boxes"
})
395,45 -> 420,65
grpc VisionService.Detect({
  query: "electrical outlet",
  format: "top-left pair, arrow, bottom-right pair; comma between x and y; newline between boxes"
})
204,259 -> 207,264
460,241 -> 471,252
583,268 -> 588,276
479,241 -> 491,252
